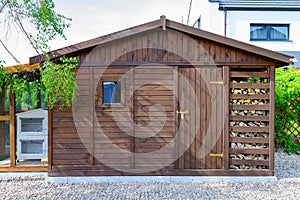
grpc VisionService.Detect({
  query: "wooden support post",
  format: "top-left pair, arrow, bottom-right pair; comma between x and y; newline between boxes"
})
223,66 -> 230,170
269,66 -> 275,171
9,89 -> 16,167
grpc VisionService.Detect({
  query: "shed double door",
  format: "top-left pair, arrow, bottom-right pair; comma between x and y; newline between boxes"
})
133,66 -> 224,170
175,66 -> 224,170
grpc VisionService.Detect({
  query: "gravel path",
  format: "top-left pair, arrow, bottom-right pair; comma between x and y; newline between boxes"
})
0,148 -> 299,200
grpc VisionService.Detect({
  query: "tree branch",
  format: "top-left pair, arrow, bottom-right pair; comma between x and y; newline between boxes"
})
0,0 -> 9,13
0,38 -> 21,64
7,2 -> 41,56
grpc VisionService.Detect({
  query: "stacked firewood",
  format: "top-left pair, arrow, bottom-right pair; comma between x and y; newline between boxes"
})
229,80 -> 269,170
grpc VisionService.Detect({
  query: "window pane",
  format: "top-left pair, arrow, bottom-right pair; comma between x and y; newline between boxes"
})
103,82 -> 121,104
270,26 -> 288,40
250,25 -> 267,39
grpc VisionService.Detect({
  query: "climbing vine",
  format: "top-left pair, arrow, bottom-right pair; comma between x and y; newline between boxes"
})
40,57 -> 78,108
0,57 -> 78,109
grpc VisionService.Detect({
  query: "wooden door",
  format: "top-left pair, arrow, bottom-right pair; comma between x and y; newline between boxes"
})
176,67 -> 224,170
133,66 -> 177,170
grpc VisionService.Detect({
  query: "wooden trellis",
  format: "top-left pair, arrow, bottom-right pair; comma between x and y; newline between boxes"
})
276,98 -> 300,142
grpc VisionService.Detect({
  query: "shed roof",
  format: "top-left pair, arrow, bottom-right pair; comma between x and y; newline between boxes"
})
29,16 -> 292,66
210,0 -> 300,11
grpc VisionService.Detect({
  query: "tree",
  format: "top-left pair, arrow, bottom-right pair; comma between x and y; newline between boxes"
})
0,0 -> 77,109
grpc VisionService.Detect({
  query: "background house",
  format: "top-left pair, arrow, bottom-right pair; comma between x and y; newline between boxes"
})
189,0 -> 300,67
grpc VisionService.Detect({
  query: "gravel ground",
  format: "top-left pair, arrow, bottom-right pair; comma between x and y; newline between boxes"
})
0,148 -> 299,200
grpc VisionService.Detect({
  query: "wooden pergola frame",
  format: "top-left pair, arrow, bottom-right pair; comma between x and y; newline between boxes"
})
0,63 -> 47,172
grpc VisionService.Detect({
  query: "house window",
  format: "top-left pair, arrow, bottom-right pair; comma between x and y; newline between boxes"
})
250,24 -> 289,41
102,81 -> 122,104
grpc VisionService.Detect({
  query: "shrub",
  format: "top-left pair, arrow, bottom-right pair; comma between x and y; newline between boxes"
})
275,67 -> 300,154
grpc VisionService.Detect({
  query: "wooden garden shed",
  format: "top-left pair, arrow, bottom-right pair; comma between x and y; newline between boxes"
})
28,16 -> 291,177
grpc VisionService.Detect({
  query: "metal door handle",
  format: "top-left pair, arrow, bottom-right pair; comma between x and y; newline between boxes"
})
176,110 -> 189,119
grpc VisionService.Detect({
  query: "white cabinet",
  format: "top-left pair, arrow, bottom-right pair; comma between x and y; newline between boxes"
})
16,109 -> 48,161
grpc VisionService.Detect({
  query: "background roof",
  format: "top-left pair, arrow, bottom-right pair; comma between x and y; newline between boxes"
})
209,0 -> 300,10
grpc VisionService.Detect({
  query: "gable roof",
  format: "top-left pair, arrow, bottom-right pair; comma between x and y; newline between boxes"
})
211,0 -> 300,11
29,16 -> 292,66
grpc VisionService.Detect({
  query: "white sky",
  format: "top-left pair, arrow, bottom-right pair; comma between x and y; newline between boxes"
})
1,0 -> 202,66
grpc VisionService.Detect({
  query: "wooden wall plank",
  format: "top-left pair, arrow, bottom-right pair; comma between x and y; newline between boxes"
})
89,67 -> 94,165
211,67 -> 217,169
190,68 -> 196,169
185,68 -> 191,169
130,67 -> 135,168
195,68 -> 200,169
174,66 -> 179,169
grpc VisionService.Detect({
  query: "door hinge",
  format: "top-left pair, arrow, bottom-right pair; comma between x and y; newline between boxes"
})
210,81 -> 224,85
209,153 -> 223,157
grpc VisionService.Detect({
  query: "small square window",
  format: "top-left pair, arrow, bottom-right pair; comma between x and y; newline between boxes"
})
250,24 -> 289,41
103,81 -> 121,104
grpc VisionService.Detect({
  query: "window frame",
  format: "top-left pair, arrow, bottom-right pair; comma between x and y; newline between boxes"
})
250,24 -> 290,41
97,78 -> 125,108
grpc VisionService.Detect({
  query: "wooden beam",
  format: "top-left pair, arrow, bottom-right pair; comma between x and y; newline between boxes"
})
230,126 -> 269,133
78,61 -> 276,67
223,66 -> 230,170
230,71 -> 270,78
9,89 -> 16,167
230,82 -> 270,89
230,159 -> 269,166
230,148 -> 269,154
230,115 -> 269,122
0,116 -> 10,121
269,66 -> 275,170
0,166 -> 48,172
230,104 -> 269,111
230,137 -> 269,144
48,168 -> 274,176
